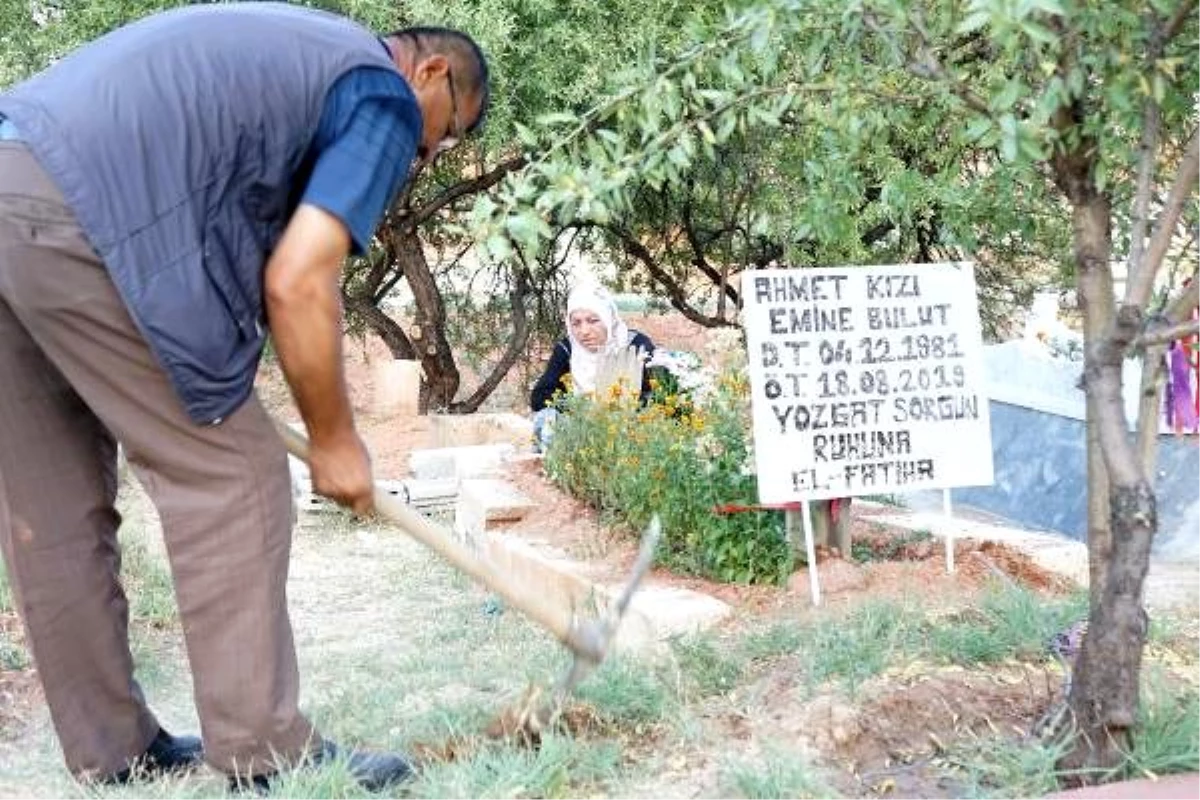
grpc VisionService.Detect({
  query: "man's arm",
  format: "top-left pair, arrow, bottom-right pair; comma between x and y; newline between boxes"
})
264,203 -> 373,515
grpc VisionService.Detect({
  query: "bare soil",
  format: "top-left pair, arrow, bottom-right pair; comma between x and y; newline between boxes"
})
751,663 -> 1060,798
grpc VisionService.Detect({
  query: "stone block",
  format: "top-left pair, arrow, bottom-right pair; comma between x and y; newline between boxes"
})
408,443 -> 516,480
454,495 -> 487,542
431,413 -> 534,449
371,359 -> 421,416
396,478 -> 459,516
459,479 -> 535,523
612,585 -> 732,651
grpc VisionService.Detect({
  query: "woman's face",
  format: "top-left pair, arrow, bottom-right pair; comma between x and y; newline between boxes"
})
569,309 -> 608,353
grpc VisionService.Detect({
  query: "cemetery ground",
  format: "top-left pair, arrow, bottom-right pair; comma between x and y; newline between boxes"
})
0,320 -> 1197,799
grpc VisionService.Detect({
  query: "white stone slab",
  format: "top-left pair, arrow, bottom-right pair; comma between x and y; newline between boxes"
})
431,413 -> 534,449
409,444 -> 516,480
613,585 -> 732,651
460,479 -> 535,523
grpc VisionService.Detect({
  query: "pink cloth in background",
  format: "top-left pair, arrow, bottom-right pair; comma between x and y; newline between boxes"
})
1165,342 -> 1198,434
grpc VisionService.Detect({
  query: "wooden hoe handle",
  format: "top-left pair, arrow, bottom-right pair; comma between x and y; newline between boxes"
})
274,419 -> 612,664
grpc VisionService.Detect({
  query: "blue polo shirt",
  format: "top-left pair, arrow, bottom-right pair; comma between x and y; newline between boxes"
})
301,65 -> 421,254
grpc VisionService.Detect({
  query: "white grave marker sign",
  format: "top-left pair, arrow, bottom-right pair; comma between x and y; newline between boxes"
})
743,263 -> 994,503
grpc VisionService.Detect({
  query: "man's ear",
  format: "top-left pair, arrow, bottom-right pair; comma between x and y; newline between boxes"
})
412,53 -> 450,88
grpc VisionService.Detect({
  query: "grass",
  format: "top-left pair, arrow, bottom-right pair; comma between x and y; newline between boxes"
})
739,622 -> 806,662
709,583 -> 1091,700
671,633 -> 746,698
0,562 -> 27,669
803,599 -> 926,696
0,560 -> 12,613
3,472 -> 1196,800
938,666 -> 1200,798
408,735 -> 621,799
946,731 -> 1073,799
850,527 -> 932,563
119,534 -> 178,628
720,746 -> 836,798
927,585 -> 1089,665
1121,669 -> 1200,779
0,632 -> 29,670
574,656 -> 677,727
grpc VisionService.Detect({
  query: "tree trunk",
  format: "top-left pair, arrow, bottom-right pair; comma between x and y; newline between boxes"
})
344,295 -> 418,360
393,232 -> 461,412
447,269 -> 533,413
1058,193 -> 1155,783
1078,210 -> 1116,608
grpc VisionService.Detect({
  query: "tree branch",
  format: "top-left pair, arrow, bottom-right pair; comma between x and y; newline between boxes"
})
1164,279 -> 1200,322
861,12 -> 991,115
1133,319 -> 1200,349
1163,0 -> 1198,42
343,294 -> 417,360
402,156 -> 527,233
448,269 -> 532,413
1118,0 -> 1195,309
1125,95 -> 1160,278
610,226 -> 734,328
1124,128 -> 1200,311
1134,340 -> 1167,474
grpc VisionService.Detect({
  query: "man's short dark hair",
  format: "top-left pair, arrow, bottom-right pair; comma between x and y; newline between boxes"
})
388,26 -> 490,133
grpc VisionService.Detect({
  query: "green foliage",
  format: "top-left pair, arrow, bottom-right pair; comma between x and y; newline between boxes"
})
927,586 -> 1088,666
672,634 -> 746,698
721,747 -> 836,799
467,0 -> 1076,282
544,372 -> 791,585
804,600 -> 925,695
463,0 -> 1195,339
0,559 -> 12,614
442,288 -> 527,375
0,0 -> 188,87
1121,673 -> 1200,779
574,656 -> 677,726
947,732 -> 1073,799
118,534 -> 178,628
470,0 -> 810,253
409,735 -> 621,799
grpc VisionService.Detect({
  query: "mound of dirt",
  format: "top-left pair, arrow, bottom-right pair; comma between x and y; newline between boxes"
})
849,523 -> 1078,595
798,667 -> 1059,798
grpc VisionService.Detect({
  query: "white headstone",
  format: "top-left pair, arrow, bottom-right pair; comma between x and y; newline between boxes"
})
742,263 -> 994,503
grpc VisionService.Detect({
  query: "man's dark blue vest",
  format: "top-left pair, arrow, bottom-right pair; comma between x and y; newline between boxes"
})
0,3 -> 397,424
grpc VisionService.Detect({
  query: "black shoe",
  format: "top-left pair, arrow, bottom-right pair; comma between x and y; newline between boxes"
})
229,740 -> 413,794
103,727 -> 204,784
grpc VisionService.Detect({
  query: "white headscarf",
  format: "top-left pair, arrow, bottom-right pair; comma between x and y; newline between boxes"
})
565,284 -> 632,394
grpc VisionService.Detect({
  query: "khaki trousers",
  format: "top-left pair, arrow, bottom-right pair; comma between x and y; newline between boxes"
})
0,142 -> 316,778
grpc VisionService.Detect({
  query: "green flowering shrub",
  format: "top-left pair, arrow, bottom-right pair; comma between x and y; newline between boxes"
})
544,371 -> 791,585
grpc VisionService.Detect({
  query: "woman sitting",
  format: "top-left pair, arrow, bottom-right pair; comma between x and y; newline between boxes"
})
530,284 -> 655,451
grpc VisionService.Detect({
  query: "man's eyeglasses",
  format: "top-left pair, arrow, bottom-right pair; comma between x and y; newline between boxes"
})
435,67 -> 464,156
